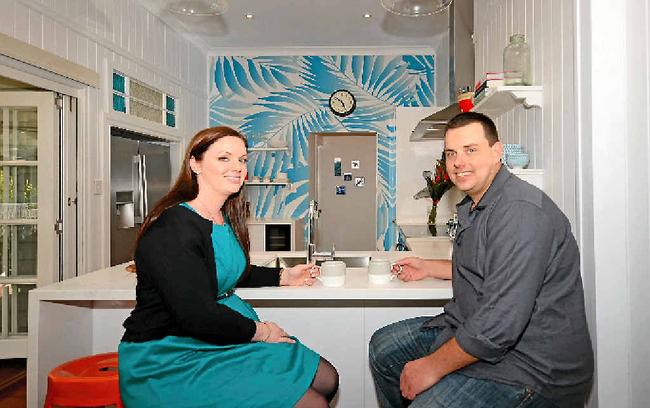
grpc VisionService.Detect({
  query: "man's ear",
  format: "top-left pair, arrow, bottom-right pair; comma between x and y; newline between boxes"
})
492,141 -> 503,163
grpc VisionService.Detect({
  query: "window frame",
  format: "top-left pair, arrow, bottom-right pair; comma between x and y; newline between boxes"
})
112,71 -> 176,129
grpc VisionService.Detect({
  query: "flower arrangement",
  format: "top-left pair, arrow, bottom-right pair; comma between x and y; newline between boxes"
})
426,152 -> 453,205
413,152 -> 454,235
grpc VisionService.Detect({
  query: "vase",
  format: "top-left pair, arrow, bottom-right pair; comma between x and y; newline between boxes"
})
428,205 -> 437,236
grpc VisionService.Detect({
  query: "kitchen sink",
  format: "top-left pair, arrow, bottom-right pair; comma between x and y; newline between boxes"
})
275,256 -> 370,268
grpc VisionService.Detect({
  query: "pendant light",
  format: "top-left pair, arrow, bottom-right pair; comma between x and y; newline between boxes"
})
168,0 -> 228,16
380,0 -> 453,17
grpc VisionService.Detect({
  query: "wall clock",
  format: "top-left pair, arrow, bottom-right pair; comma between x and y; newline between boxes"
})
329,89 -> 356,117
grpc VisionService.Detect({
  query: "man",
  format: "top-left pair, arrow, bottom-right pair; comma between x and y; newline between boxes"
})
369,112 -> 593,408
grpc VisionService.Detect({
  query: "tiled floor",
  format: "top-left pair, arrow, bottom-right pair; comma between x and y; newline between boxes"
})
0,359 -> 26,408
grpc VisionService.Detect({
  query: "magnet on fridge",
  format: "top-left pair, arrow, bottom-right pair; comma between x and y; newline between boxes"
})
354,177 -> 365,187
336,185 -> 346,195
334,157 -> 342,176
343,173 -> 352,181
351,160 -> 360,169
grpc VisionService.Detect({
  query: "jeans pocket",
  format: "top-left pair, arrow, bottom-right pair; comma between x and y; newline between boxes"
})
514,386 -> 536,408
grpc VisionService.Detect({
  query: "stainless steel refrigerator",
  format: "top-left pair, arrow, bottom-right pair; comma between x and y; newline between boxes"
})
309,132 -> 377,251
110,127 -> 172,265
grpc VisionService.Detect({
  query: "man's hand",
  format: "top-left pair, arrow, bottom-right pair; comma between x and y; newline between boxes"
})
392,257 -> 431,281
393,257 -> 452,281
399,337 -> 478,401
399,355 -> 440,400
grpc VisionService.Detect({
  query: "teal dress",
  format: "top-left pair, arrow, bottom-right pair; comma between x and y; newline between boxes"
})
118,203 -> 320,407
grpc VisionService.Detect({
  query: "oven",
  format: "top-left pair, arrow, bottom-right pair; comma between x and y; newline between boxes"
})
264,223 -> 292,252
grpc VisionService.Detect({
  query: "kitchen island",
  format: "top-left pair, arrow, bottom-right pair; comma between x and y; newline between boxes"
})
27,250 -> 452,408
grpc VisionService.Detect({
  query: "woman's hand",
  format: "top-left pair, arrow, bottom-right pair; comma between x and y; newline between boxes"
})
279,263 -> 319,286
252,321 -> 295,344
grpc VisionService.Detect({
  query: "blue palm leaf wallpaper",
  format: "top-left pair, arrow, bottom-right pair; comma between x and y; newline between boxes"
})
209,54 -> 436,250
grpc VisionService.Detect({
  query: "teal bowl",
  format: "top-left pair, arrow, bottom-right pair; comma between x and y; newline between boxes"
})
506,153 -> 529,169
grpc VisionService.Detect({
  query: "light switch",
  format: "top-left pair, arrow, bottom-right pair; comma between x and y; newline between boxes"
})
93,179 -> 103,195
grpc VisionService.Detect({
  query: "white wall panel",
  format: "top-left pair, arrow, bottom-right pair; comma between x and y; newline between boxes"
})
474,0 -> 577,226
2,0 -> 208,272
14,2 -> 30,43
28,8 -> 43,48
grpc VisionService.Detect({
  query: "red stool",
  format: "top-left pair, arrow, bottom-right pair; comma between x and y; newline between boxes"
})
45,352 -> 123,408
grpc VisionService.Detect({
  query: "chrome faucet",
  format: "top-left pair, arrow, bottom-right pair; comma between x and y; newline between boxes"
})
306,200 -> 335,263
446,213 -> 459,241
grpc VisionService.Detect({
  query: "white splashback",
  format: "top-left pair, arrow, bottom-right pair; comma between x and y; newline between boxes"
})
395,107 -> 464,225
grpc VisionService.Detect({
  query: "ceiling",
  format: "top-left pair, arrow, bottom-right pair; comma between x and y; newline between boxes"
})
137,0 -> 450,53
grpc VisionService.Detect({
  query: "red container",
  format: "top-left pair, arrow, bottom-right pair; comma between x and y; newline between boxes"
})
458,92 -> 474,112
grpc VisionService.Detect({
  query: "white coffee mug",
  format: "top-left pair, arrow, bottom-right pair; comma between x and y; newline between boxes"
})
367,258 -> 396,285
318,260 -> 346,287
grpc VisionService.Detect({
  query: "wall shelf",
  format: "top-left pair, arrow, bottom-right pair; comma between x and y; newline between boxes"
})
473,86 -> 543,118
245,181 -> 291,187
247,147 -> 289,152
410,86 -> 543,141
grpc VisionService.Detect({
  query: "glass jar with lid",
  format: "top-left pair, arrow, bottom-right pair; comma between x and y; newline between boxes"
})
503,34 -> 532,85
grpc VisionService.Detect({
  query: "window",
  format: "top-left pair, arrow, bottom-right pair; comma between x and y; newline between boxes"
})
112,71 -> 176,128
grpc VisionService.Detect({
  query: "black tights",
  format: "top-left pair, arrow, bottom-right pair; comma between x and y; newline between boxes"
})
294,357 -> 339,408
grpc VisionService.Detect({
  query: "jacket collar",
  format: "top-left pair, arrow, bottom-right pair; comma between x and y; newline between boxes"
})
456,165 -> 511,214
472,165 -> 511,210
454,166 -> 510,239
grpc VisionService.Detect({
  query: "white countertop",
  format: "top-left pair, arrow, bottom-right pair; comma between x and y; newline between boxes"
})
31,250 -> 452,301
246,218 -> 295,225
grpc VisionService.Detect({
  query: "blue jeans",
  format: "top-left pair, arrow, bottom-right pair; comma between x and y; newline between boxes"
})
369,317 -> 558,408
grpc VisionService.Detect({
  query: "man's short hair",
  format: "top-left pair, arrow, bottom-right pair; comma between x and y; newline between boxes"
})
444,112 -> 499,146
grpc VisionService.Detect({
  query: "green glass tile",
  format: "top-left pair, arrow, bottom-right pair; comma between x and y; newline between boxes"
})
166,95 -> 175,112
112,72 -> 125,93
166,112 -> 176,128
113,94 -> 126,112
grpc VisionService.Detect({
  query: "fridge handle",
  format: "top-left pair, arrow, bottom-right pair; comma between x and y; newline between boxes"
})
141,154 -> 149,217
133,154 -> 144,223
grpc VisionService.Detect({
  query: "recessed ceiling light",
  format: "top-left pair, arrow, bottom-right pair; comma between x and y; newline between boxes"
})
245,13 -> 254,19
169,1 -> 228,16
363,13 -> 372,18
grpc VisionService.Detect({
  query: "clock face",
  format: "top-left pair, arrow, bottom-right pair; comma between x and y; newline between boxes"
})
329,90 -> 356,117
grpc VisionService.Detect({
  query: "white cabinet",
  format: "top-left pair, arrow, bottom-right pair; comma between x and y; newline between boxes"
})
511,168 -> 544,191
248,223 -> 264,252
246,219 -> 303,251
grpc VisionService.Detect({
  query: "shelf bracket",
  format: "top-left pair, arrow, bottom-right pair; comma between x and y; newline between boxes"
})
510,88 -> 543,109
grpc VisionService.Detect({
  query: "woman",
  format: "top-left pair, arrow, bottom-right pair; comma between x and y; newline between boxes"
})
119,126 -> 339,407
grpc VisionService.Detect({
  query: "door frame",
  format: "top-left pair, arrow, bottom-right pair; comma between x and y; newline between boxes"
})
0,62 -> 84,360
0,57 -> 87,273
0,91 -> 56,358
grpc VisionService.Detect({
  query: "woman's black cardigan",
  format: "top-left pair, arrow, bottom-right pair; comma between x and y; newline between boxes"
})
121,205 -> 281,345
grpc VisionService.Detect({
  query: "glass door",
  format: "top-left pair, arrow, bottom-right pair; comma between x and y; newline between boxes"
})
0,92 -> 57,358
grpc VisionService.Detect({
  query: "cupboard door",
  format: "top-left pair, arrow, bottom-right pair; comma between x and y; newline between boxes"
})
248,223 -> 264,252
